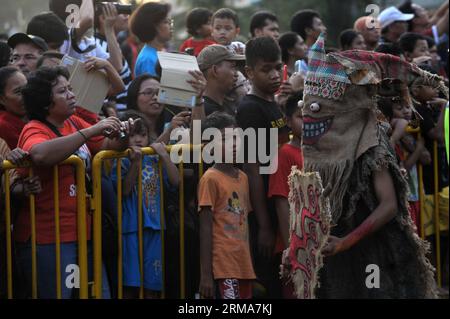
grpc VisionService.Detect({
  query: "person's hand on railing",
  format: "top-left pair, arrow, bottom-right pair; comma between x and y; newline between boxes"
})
22,176 -> 42,197
128,145 -> 143,163
6,148 -> 30,167
150,142 -> 169,158
10,175 -> 42,197
151,142 -> 180,186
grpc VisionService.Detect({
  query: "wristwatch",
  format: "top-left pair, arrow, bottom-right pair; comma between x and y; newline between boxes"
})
195,97 -> 205,106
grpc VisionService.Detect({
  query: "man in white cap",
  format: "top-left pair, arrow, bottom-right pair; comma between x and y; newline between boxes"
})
378,6 -> 414,44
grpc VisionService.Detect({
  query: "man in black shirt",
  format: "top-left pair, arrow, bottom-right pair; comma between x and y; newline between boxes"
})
197,45 -> 245,116
236,36 -> 292,298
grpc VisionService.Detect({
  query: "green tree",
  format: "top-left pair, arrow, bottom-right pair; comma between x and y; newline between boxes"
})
178,0 -> 227,11
258,0 -> 376,47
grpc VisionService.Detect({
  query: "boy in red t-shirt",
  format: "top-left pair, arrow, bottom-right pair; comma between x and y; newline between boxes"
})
198,112 -> 256,299
179,8 -> 216,56
268,94 -> 303,298
268,93 -> 304,250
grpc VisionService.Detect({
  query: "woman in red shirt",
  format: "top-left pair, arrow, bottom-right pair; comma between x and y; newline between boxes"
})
0,66 -> 28,150
15,65 -> 133,299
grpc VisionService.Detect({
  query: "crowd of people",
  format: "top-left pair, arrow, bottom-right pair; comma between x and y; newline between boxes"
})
0,0 -> 449,299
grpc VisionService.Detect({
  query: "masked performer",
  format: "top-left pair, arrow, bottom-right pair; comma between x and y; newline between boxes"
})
294,33 -> 447,299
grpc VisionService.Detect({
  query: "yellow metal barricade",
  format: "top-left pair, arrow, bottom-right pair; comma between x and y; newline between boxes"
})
406,126 -> 426,238
433,141 -> 442,288
91,144 -> 203,299
406,126 -> 444,288
1,156 -> 89,299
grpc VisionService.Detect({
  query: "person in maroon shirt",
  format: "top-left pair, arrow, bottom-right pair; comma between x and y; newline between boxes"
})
268,93 -> 303,299
0,66 -> 28,149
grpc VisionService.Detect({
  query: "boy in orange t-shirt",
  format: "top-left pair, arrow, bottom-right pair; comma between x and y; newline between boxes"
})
198,112 -> 256,299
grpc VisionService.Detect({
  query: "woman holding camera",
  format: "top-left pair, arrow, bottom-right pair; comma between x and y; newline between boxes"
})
14,66 -> 134,299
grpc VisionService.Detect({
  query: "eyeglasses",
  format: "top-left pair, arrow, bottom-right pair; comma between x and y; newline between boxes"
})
138,89 -> 159,97
163,18 -> 174,28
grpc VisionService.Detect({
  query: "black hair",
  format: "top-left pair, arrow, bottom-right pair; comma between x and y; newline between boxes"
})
250,11 -> 278,37
398,32 -> 427,53
186,8 -> 212,37
201,111 -> 236,133
398,0 -> 415,32
381,26 -> 390,35
120,109 -> 151,137
129,2 -> 171,43
377,95 -> 405,121
0,66 -> 21,97
377,79 -> 405,120
375,42 -> 404,57
27,12 -> 68,49
424,35 -> 435,49
49,0 -> 82,22
0,42 -> 11,68
325,47 -> 339,54
22,66 -> 70,122
339,29 -> 361,51
36,51 -> 65,69
278,32 -> 299,64
212,8 -> 239,28
285,91 -> 303,118
101,100 -> 117,117
245,36 -> 281,68
417,63 -> 438,75
290,9 -> 320,40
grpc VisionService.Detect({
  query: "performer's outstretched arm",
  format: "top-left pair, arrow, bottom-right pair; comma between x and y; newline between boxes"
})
322,167 -> 398,256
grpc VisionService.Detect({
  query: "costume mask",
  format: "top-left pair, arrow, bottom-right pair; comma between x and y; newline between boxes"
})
302,33 -> 447,222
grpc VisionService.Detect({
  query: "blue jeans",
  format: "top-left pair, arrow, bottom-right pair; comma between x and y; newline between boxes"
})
16,241 -> 111,299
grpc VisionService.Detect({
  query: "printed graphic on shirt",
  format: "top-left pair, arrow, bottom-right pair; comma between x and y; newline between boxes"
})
142,161 -> 159,216
227,191 -> 242,215
224,191 -> 246,240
